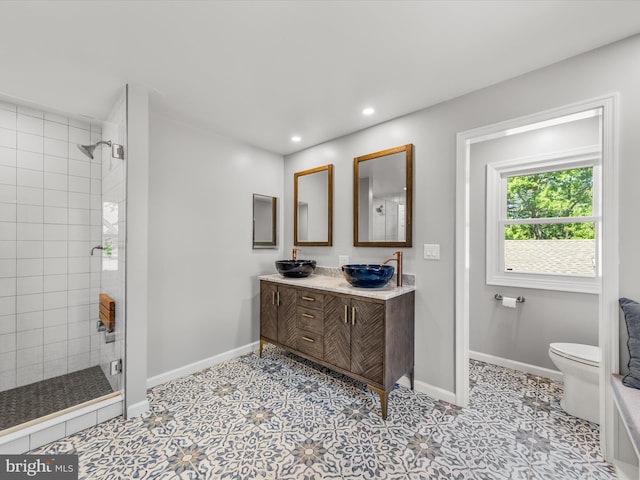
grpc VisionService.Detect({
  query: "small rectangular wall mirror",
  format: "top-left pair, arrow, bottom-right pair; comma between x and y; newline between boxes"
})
294,164 -> 333,246
253,194 -> 277,249
354,144 -> 413,247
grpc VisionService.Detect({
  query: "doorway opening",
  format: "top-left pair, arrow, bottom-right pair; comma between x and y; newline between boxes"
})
455,94 -> 619,458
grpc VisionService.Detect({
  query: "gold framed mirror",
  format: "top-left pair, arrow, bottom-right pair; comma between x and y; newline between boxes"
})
253,194 -> 277,249
354,144 -> 413,247
294,164 -> 333,246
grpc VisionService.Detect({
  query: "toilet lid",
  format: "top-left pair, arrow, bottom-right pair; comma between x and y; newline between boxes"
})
550,342 -> 600,367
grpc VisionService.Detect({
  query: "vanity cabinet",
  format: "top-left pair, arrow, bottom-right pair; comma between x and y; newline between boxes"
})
259,279 -> 414,419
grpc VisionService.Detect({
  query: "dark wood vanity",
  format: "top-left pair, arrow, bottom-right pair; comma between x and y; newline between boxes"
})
259,277 -> 415,419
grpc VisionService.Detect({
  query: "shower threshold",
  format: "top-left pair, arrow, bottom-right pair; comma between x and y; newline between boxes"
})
0,366 -> 114,432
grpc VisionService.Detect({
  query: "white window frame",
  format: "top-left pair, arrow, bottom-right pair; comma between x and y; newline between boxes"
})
486,145 -> 602,294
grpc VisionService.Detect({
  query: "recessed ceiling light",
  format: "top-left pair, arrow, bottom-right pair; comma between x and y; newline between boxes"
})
291,136 -> 301,142
362,107 -> 375,115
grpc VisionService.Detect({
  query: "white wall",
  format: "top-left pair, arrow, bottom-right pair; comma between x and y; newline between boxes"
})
0,99 -> 103,391
284,34 -> 640,394
146,109 -> 284,378
469,116 -> 600,370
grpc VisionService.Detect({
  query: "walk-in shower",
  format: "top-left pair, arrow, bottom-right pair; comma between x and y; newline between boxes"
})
77,140 -> 124,160
0,92 -> 127,451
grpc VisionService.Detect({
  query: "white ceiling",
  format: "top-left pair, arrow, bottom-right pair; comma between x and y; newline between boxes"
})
1,1 -> 640,155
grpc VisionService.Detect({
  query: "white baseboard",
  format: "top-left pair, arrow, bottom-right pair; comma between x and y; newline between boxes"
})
396,375 -> 457,404
613,460 -> 639,480
470,350 -> 563,382
126,399 -> 150,418
147,341 -> 259,389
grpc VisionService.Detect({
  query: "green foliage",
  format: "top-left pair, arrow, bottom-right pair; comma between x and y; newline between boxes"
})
505,167 -> 594,240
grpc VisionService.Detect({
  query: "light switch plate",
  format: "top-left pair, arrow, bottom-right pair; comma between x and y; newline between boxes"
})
424,244 -> 440,260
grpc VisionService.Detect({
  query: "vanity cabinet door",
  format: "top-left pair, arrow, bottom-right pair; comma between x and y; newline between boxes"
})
276,285 -> 297,349
260,282 -> 278,342
323,293 -> 384,382
324,294 -> 351,371
350,298 -> 384,385
260,282 -> 297,347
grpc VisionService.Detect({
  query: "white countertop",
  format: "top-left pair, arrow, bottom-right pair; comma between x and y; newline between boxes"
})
258,273 -> 416,300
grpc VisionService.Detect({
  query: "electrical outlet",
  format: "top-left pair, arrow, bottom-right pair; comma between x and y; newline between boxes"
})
338,255 -> 349,266
110,359 -> 122,376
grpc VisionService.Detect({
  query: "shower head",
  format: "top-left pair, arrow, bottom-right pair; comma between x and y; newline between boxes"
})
77,143 -> 98,159
77,140 -> 124,160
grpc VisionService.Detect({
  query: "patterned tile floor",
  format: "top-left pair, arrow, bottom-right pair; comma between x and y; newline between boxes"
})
31,346 -> 616,479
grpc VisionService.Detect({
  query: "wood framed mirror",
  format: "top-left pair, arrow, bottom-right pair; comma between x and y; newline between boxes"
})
294,164 -> 333,246
354,144 -> 413,247
252,194 -> 277,249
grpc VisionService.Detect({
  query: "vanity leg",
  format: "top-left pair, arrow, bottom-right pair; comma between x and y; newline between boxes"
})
369,386 -> 389,420
259,340 -> 264,358
409,366 -> 415,391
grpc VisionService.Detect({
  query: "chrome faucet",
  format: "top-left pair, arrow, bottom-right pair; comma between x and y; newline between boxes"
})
292,248 -> 300,260
383,251 -> 403,287
91,245 -> 104,256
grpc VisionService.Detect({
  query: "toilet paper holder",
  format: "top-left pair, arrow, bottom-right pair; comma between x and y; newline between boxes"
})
494,293 -> 525,303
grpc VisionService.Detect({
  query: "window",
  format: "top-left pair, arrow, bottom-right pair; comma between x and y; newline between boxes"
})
486,145 -> 601,293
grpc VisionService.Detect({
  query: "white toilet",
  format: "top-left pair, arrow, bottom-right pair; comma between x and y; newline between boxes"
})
548,342 -> 601,424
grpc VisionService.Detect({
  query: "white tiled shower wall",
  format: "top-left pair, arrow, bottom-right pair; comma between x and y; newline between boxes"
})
0,100 -> 102,392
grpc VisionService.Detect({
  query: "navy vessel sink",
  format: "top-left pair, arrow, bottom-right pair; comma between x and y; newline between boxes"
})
275,260 -> 317,278
342,264 -> 395,288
